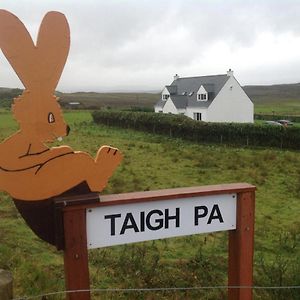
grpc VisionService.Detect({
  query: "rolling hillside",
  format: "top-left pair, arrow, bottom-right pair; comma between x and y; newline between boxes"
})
244,83 -> 300,103
1,83 -> 300,114
58,91 -> 159,109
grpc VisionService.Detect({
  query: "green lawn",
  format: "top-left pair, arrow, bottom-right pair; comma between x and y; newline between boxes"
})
0,110 -> 299,299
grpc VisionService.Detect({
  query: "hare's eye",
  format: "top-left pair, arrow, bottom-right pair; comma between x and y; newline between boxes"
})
48,112 -> 55,123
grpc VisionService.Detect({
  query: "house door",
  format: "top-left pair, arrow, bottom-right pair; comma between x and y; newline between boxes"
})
193,112 -> 202,121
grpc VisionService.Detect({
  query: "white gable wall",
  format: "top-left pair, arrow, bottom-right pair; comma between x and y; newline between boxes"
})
162,97 -> 179,114
207,76 -> 254,123
154,105 -> 163,113
186,107 -> 208,121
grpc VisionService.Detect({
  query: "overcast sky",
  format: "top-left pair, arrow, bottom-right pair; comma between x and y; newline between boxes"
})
1,0 -> 300,92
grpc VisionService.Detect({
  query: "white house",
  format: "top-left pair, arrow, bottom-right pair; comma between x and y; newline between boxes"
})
154,70 -> 254,123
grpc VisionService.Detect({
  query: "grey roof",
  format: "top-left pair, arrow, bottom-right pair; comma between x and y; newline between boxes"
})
154,96 -> 188,109
170,95 -> 188,109
166,85 -> 177,94
155,74 -> 230,110
154,99 -> 166,108
201,83 -> 214,93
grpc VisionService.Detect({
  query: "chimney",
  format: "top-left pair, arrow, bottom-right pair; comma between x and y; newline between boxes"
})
227,69 -> 234,77
174,74 -> 179,81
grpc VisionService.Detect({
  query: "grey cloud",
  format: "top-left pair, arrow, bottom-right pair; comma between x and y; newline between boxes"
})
1,0 -> 300,91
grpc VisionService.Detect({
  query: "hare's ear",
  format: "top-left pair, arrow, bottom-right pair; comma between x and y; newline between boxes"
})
36,11 -> 70,91
0,10 -> 70,91
0,10 -> 36,89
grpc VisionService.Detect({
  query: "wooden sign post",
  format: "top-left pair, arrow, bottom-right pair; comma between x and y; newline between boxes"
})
59,183 -> 255,300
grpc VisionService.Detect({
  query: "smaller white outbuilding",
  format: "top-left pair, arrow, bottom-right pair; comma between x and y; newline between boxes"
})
154,70 -> 254,123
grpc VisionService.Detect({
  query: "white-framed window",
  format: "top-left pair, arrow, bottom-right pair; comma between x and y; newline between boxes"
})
162,94 -> 170,100
193,112 -> 202,121
197,94 -> 207,101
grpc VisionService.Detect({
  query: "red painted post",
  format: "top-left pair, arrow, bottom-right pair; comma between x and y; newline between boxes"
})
64,209 -> 90,300
228,191 -> 255,300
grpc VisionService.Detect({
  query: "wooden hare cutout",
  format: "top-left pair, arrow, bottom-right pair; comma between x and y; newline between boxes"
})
0,10 -> 123,201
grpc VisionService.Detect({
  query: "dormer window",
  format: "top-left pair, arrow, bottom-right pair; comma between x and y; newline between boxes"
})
198,94 -> 207,101
188,92 -> 194,96
182,92 -> 187,95
196,85 -> 209,102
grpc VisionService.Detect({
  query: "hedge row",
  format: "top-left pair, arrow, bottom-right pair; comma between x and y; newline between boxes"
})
92,111 -> 300,150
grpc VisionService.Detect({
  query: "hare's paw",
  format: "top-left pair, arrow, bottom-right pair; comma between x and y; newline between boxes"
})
88,146 -> 122,192
96,146 -> 123,172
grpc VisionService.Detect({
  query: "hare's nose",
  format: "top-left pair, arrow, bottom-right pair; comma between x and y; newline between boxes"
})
66,125 -> 71,136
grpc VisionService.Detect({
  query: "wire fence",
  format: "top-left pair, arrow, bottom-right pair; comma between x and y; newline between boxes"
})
12,285 -> 300,300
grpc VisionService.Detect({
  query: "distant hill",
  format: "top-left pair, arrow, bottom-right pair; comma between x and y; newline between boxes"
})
58,92 -> 159,109
0,87 -> 23,95
0,88 -> 159,109
243,83 -> 300,103
2,83 -> 300,110
0,87 -> 23,109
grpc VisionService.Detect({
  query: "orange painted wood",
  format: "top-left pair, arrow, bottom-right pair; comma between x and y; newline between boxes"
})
63,183 -> 256,211
228,191 -> 255,300
0,10 -> 122,201
64,209 -> 90,300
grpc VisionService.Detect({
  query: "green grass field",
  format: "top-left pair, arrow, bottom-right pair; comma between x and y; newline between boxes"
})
0,110 -> 300,299
254,99 -> 300,116
245,83 -> 300,116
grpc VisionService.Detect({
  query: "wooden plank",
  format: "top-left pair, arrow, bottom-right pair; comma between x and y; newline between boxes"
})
64,209 -> 90,300
0,269 -> 13,300
63,183 -> 256,211
228,191 -> 255,300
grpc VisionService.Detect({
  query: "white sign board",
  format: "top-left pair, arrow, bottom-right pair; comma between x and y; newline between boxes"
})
86,193 -> 237,249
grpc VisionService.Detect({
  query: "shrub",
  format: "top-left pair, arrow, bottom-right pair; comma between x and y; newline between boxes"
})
92,111 -> 300,150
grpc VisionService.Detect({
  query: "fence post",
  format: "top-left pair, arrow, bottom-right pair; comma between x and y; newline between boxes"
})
64,208 -> 90,300
228,190 -> 255,300
0,269 -> 13,300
